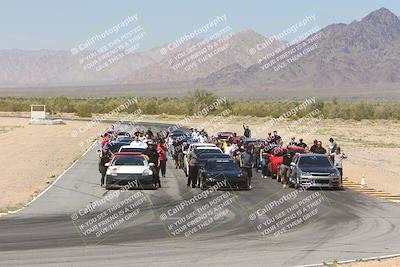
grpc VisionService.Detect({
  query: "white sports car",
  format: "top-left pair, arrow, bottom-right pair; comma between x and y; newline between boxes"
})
104,152 -> 155,189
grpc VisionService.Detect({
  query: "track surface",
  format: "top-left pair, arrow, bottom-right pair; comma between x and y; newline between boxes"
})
1,124 -> 399,267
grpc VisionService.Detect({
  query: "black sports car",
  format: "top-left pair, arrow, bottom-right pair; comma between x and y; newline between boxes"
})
198,159 -> 249,190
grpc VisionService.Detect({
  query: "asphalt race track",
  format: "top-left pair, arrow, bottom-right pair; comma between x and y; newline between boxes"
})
1,123 -> 399,267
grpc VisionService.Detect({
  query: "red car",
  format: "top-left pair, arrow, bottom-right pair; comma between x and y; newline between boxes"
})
268,146 -> 305,180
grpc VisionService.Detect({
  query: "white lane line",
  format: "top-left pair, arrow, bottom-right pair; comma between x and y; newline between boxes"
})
294,253 -> 400,267
8,141 -> 98,214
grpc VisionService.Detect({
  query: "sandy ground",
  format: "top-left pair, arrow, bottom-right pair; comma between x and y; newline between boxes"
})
341,257 -> 400,266
138,114 -> 400,196
0,117 -> 107,212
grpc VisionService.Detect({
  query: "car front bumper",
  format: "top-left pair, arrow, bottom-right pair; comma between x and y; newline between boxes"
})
105,174 -> 155,188
300,175 -> 341,188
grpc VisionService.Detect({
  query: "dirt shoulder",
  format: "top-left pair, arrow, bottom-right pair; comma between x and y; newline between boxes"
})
340,256 -> 400,266
0,117 -> 107,213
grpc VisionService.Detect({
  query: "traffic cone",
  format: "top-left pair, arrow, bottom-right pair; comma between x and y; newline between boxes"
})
360,174 -> 367,187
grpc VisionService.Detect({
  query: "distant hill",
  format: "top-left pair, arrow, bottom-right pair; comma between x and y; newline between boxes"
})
0,8 -> 399,99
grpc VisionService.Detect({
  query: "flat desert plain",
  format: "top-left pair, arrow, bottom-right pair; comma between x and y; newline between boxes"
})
0,117 -> 107,212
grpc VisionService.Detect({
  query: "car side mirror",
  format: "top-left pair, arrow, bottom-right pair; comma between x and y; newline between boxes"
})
104,162 -> 110,167
290,162 -> 296,167
149,163 -> 155,167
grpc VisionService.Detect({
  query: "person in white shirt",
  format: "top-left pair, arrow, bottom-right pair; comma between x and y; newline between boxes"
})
333,147 -> 347,182
191,129 -> 200,142
198,133 -> 205,143
130,137 -> 148,148
224,142 -> 235,158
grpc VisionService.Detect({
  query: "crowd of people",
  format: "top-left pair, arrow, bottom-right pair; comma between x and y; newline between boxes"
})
98,126 -> 169,188
98,124 -> 347,190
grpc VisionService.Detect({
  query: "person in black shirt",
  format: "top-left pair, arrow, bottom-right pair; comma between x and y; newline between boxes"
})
144,142 -> 161,188
243,124 -> 251,138
297,138 -> 307,148
281,150 -> 293,188
99,147 -> 112,186
310,140 -> 318,153
271,130 -> 281,144
313,141 -> 327,154
145,128 -> 154,139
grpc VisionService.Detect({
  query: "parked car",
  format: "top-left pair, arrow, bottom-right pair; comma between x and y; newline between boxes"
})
182,143 -> 217,176
198,159 -> 249,190
216,132 -> 234,142
104,152 -> 155,189
107,140 -> 133,153
288,153 -> 342,189
268,146 -> 305,180
118,145 -> 146,153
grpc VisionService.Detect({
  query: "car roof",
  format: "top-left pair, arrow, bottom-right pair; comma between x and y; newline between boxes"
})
113,152 -> 143,157
206,158 -> 234,163
120,145 -> 145,148
196,146 -> 220,150
191,143 -> 216,146
198,153 -> 229,157
299,153 -> 327,158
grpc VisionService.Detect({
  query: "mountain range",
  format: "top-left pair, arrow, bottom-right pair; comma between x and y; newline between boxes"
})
0,8 -> 399,99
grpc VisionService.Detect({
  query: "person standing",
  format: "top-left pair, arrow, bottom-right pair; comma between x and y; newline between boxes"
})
329,138 -> 338,163
281,150 -> 293,189
243,124 -> 251,138
157,143 -> 168,178
144,142 -> 160,188
310,140 -> 318,153
297,138 -> 307,148
271,131 -> 281,144
188,147 -> 199,188
289,137 -> 297,146
334,147 -> 347,182
99,147 -> 112,186
173,139 -> 183,169
260,143 -> 269,179
254,140 -> 262,172
240,147 -> 254,189
313,141 -> 327,154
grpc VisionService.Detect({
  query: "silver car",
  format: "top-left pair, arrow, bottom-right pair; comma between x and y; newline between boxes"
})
289,154 -> 342,189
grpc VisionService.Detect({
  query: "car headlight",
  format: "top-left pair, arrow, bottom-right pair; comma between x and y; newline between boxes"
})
237,173 -> 244,177
301,171 -> 311,177
110,168 -> 118,176
142,169 -> 153,176
330,171 -> 339,177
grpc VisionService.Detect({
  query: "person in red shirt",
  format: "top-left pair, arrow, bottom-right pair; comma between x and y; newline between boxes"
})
157,142 -> 168,178
101,133 -> 110,148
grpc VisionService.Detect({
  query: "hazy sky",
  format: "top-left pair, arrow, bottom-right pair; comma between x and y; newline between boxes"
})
1,0 -> 399,51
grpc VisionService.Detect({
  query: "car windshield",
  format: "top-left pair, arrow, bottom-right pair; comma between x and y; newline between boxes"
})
299,156 -> 332,167
207,161 -> 240,171
112,156 -> 147,166
120,147 -> 146,153
198,153 -> 229,160
196,149 -> 221,155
